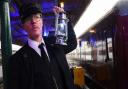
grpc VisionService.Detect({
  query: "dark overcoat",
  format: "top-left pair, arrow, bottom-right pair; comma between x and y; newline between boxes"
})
7,22 -> 77,89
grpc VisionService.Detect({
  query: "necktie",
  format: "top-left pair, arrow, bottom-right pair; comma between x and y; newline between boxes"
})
39,43 -> 59,89
38,43 -> 49,60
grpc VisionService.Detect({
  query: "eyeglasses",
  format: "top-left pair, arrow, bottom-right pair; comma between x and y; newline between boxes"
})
23,13 -> 42,23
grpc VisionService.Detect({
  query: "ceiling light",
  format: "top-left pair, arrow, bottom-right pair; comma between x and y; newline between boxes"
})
74,0 -> 119,38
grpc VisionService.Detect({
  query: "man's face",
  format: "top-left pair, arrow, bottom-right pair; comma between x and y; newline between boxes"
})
23,13 -> 43,38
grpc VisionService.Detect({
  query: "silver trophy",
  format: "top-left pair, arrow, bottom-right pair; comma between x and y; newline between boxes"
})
55,11 -> 69,45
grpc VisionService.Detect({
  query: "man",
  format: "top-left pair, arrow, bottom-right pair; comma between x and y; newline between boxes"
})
7,2 -> 77,89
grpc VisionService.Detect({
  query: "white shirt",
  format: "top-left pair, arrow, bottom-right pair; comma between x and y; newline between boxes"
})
28,38 -> 50,61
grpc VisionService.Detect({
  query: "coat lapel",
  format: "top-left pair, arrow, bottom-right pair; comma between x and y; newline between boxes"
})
45,39 -> 75,89
45,44 -> 70,76
21,44 -> 41,89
